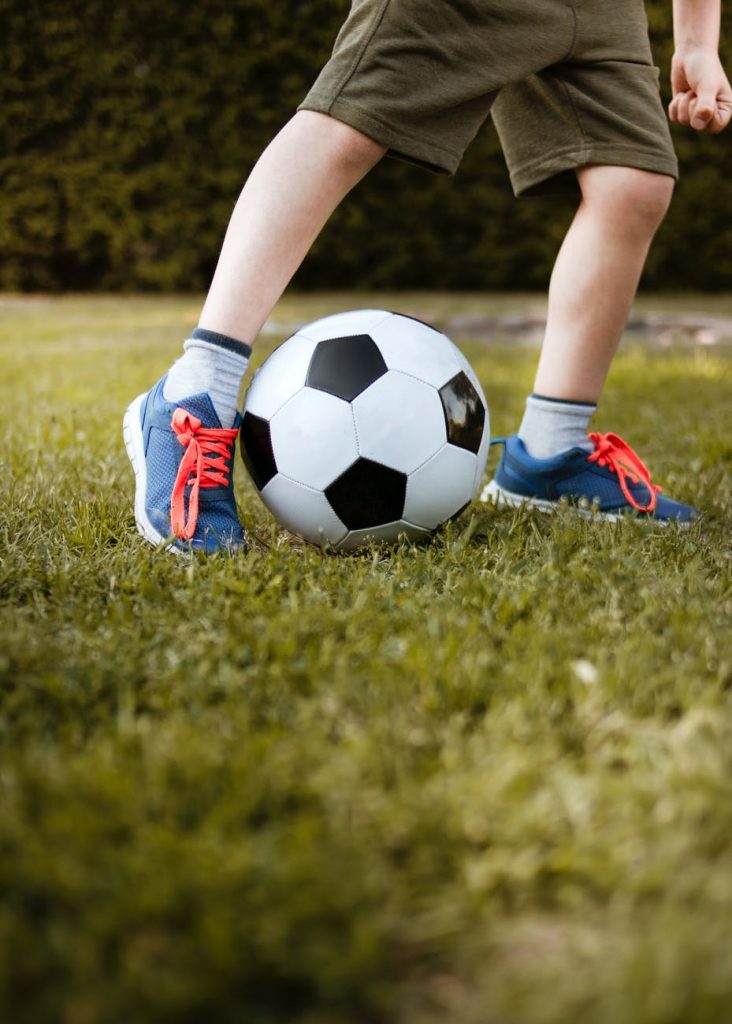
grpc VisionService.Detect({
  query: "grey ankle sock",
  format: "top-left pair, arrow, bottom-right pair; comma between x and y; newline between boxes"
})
518,393 -> 596,459
163,327 -> 251,428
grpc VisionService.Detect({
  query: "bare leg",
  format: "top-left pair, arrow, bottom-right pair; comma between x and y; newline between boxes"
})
533,166 -> 674,402
199,111 -> 386,345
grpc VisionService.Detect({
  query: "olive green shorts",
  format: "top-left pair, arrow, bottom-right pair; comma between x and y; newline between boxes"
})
298,0 -> 678,195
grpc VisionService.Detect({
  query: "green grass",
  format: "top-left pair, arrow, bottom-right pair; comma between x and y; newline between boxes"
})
1,294 -> 731,1024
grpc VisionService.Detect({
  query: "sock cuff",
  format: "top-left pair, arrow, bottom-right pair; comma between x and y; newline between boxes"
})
191,327 -> 252,359
530,393 -> 597,411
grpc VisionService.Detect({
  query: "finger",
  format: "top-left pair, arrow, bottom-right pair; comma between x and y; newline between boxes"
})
668,90 -> 691,123
690,92 -> 717,130
709,102 -> 732,135
675,91 -> 693,126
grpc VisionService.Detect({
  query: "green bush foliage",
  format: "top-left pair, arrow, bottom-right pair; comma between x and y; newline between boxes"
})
1,0 -> 731,291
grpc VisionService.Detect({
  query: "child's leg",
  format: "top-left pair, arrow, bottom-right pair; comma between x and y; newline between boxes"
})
516,166 -> 674,460
534,166 -> 674,403
486,164 -> 696,522
199,111 -> 386,345
125,111 -> 385,553
164,110 -> 384,421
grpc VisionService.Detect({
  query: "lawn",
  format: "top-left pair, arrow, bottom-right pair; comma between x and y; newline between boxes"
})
1,294 -> 731,1024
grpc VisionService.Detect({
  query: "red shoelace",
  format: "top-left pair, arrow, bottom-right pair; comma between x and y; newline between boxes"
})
170,409 -> 238,540
587,431 -> 662,513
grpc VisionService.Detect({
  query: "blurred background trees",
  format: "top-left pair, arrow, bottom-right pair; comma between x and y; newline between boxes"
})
1,0 -> 730,292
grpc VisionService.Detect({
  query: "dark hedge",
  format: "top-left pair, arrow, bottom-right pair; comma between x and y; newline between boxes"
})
1,0 -> 730,291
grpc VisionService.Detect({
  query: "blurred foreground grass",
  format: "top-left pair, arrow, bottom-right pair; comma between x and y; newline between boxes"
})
0,294 -> 731,1024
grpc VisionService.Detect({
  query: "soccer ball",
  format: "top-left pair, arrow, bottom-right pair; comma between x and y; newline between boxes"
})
240,310 -> 489,550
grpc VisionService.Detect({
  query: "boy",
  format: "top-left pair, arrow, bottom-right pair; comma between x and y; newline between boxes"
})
124,0 -> 731,552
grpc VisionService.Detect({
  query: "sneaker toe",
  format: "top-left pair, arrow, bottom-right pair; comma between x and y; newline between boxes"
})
653,494 -> 699,524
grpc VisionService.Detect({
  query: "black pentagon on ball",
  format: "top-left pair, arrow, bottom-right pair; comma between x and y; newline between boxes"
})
306,334 -> 387,402
240,411 -> 277,491
439,371 -> 485,454
325,458 -> 407,530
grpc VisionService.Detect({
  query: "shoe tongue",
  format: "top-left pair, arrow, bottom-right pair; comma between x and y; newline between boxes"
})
178,392 -> 222,429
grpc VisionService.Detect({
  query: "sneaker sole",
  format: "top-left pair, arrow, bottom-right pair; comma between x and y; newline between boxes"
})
123,393 -> 183,554
480,479 -> 685,526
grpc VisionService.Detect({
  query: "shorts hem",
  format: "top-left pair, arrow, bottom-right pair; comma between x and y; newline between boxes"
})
298,94 -> 463,175
510,145 -> 679,197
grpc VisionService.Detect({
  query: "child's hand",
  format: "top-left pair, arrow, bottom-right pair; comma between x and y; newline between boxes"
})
669,47 -> 732,133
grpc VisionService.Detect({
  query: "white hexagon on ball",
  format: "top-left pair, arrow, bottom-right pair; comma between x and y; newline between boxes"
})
352,371 -> 446,474
297,309 -> 392,343
404,444 -> 479,530
270,388 -> 358,490
337,520 -> 430,552
261,475 -> 348,547
370,315 -> 461,388
245,334 -> 318,419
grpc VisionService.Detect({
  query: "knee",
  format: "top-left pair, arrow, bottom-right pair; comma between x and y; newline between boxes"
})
579,166 -> 674,234
625,170 -> 674,229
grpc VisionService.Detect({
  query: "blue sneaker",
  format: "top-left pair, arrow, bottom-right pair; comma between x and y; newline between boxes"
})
481,432 -> 698,524
123,377 -> 246,553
